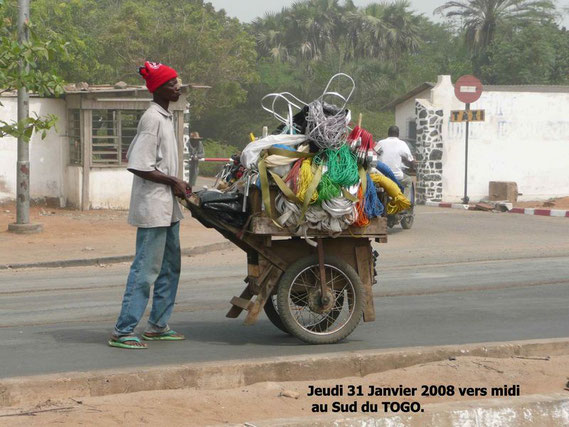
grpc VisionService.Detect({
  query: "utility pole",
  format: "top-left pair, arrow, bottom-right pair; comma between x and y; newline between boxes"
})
8,0 -> 43,234
453,75 -> 483,207
463,103 -> 470,205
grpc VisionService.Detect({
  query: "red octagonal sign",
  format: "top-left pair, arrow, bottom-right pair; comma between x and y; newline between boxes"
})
455,75 -> 483,104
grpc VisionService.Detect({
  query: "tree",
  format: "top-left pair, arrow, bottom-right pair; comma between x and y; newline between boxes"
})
0,1 -> 66,142
252,0 -> 349,65
481,23 -> 569,84
435,0 -> 556,53
346,0 -> 422,62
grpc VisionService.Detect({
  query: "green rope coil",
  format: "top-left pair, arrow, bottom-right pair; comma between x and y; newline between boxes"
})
318,173 -> 341,201
326,145 -> 359,187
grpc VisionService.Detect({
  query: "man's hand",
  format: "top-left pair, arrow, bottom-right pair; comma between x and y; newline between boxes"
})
129,169 -> 191,199
401,157 -> 418,175
173,179 -> 191,199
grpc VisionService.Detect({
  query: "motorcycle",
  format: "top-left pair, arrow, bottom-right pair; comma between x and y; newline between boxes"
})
377,172 -> 416,230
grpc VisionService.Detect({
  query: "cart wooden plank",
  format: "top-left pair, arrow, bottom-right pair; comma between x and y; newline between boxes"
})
249,215 -> 388,240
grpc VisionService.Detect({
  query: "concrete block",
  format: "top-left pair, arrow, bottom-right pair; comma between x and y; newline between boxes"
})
489,181 -> 519,202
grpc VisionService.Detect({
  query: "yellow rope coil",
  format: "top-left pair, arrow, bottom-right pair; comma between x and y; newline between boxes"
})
297,159 -> 319,204
370,173 -> 411,215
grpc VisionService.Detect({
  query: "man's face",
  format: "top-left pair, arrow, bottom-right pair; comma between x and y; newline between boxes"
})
155,78 -> 182,102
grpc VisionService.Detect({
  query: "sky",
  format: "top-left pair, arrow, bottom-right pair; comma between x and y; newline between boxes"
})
209,0 -> 569,25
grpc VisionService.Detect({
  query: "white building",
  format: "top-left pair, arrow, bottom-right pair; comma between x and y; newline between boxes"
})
0,84 -> 202,209
385,75 -> 569,203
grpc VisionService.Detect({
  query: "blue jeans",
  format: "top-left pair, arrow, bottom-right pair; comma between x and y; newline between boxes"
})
114,222 -> 181,336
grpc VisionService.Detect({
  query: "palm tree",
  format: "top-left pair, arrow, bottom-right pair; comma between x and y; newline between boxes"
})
435,0 -> 556,52
345,1 -> 421,61
253,12 -> 288,61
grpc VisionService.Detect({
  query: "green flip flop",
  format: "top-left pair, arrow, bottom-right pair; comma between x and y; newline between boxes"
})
142,330 -> 185,341
108,336 -> 147,349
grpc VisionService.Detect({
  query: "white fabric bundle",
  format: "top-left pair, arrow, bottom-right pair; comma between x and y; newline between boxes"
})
241,134 -> 307,169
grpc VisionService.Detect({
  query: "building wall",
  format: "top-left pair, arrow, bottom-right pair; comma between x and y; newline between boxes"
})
397,76 -> 569,202
415,100 -> 444,203
395,89 -> 431,142
1,95 -> 189,210
89,168 -> 133,210
441,89 -> 569,202
0,97 -> 67,204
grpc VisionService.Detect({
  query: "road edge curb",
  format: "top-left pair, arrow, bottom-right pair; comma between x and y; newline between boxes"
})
425,201 -> 569,217
247,393 -> 569,427
1,337 -> 568,408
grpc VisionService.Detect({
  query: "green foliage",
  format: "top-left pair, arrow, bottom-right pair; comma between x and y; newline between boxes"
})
435,0 -> 556,53
21,0 -> 258,118
251,0 -> 423,64
0,2 -> 66,142
350,109 -> 395,140
482,24 -> 569,84
0,113 -> 58,142
2,0 -> 566,150
200,140 -> 240,177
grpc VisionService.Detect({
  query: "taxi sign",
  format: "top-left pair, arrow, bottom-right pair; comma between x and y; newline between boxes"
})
450,110 -> 485,122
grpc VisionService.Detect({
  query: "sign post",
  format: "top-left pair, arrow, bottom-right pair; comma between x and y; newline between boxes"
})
454,75 -> 484,204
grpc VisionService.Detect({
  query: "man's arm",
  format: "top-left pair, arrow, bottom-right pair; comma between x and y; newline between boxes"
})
401,156 -> 417,172
129,169 -> 190,198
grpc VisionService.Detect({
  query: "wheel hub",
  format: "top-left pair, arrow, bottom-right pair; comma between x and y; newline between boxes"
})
307,287 -> 335,314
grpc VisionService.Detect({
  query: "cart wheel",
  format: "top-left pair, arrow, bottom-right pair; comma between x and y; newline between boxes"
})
264,295 -> 290,334
401,213 -> 414,229
276,255 -> 364,344
266,292 -> 345,335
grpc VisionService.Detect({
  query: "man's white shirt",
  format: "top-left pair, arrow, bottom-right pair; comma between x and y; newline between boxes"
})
374,137 -> 414,181
126,102 -> 184,228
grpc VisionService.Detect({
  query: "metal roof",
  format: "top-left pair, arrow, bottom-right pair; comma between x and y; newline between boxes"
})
0,83 -> 211,98
381,82 -> 435,111
483,85 -> 569,93
63,83 -> 210,95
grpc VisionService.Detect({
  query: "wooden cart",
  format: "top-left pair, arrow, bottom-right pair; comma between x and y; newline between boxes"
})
181,187 -> 387,344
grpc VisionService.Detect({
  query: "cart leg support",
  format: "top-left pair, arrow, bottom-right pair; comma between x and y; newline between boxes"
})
355,245 -> 376,322
244,268 -> 282,326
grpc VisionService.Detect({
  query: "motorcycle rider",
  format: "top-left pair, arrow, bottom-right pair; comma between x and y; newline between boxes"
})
375,125 -> 416,198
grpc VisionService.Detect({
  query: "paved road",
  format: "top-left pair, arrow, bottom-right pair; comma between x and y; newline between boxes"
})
1,207 -> 568,378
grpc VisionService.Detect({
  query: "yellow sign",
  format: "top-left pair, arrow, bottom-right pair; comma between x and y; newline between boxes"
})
450,110 -> 485,122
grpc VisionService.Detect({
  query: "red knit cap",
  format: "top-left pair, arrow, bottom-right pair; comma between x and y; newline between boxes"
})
139,61 -> 178,93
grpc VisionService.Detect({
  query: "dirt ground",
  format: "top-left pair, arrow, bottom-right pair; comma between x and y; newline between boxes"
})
0,202 -> 225,265
1,355 -> 568,426
514,196 -> 569,210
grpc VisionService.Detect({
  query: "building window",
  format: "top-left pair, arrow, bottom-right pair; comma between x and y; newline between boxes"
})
91,110 -> 143,166
120,111 -> 144,164
68,110 -> 82,165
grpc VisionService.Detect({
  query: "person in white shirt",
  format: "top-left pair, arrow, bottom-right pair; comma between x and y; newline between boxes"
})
375,126 -> 416,195
109,61 -> 190,350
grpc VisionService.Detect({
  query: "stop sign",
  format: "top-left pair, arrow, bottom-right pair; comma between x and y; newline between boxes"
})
455,75 -> 483,104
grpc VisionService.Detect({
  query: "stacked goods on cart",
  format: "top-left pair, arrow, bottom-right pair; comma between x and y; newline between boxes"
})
197,74 -> 410,234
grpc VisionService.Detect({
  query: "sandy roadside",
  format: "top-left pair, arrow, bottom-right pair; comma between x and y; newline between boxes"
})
1,355 -> 567,426
514,196 -> 569,210
0,202 -> 225,265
